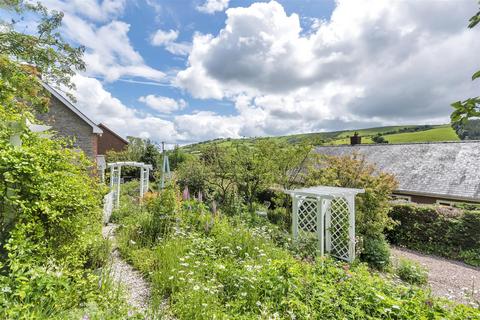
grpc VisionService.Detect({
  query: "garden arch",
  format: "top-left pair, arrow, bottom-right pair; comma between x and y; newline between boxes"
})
286,186 -> 364,262
108,161 -> 153,209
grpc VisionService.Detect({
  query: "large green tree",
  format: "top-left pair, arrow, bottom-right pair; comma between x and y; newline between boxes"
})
0,0 -> 85,114
450,3 -> 480,126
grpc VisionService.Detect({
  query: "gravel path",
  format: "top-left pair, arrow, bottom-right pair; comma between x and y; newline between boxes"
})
391,246 -> 479,306
102,223 -> 151,316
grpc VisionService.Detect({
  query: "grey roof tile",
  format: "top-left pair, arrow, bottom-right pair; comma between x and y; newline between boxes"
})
314,141 -> 480,201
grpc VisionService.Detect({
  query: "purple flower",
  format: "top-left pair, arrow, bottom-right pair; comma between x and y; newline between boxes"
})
182,186 -> 190,200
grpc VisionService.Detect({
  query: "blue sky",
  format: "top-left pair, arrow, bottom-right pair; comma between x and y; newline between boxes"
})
12,0 -> 480,144
99,0 -> 336,119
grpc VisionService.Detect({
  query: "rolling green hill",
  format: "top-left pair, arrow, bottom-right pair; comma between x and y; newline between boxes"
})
182,124 -> 460,153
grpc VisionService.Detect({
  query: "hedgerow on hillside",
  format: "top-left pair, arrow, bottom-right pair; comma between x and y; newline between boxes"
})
114,184 -> 480,319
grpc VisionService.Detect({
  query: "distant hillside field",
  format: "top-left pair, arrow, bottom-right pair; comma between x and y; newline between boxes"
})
182,124 -> 460,153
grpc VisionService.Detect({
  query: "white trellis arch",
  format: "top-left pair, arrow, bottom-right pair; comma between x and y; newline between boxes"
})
108,161 -> 153,208
286,186 -> 364,262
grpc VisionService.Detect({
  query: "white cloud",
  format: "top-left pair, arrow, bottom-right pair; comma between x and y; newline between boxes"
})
151,29 -> 179,45
175,0 -> 480,138
197,0 -> 230,14
70,75 -> 229,144
150,29 -> 191,56
174,111 -> 242,140
71,75 -> 183,142
41,0 -> 126,22
62,15 -> 165,82
138,95 -> 187,113
40,0 -> 165,82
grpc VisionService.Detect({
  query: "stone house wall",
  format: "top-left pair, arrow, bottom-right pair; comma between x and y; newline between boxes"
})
36,95 -> 98,159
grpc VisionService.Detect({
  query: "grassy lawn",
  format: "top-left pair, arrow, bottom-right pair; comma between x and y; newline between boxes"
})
384,125 -> 459,143
327,125 -> 458,145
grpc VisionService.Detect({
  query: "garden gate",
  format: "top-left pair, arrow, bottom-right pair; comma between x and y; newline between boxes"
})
108,161 -> 153,209
287,186 -> 364,262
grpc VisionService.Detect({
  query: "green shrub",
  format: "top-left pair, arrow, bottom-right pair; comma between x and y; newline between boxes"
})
267,207 -> 290,230
395,259 -> 428,285
0,109 -> 131,318
360,235 -> 391,270
459,249 -> 480,266
304,154 -> 397,268
386,204 -> 480,266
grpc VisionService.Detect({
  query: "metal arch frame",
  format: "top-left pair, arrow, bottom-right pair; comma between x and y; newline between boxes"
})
287,186 -> 364,262
108,161 -> 153,208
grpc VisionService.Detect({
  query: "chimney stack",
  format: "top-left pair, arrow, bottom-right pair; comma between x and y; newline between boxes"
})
350,132 -> 361,146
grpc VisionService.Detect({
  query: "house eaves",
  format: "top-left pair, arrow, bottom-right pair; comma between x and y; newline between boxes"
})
41,82 -> 103,134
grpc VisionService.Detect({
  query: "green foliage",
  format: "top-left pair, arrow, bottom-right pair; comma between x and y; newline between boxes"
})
115,195 -> 480,319
451,98 -> 480,128
0,2 -> 134,317
0,115 -> 131,317
372,133 -> 388,144
468,2 -> 480,28
450,3 -> 480,127
168,145 -> 188,171
452,119 -> 480,140
360,235 -> 391,271
0,1 -> 85,112
395,259 -> 428,286
177,140 -> 310,213
386,204 -> 480,267
267,207 -> 291,231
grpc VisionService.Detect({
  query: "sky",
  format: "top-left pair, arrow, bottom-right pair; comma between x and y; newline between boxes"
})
19,0 -> 480,144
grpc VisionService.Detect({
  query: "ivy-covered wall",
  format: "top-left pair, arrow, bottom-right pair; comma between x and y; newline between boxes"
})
386,203 -> 480,266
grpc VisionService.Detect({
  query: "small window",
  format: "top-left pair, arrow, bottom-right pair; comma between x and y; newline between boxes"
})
436,200 -> 455,207
392,195 -> 411,202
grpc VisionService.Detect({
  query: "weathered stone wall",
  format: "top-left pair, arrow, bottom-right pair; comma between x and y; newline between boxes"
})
36,95 -> 97,159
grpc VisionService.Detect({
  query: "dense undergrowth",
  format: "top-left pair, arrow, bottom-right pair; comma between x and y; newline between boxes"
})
114,183 -> 480,319
0,109 -> 134,319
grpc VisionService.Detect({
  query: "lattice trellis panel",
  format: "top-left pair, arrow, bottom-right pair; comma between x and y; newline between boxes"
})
290,187 -> 362,263
297,198 -> 318,238
326,197 -> 351,261
110,166 -> 121,208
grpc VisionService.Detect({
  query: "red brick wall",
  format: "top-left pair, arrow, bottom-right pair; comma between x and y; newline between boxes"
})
97,128 -> 128,155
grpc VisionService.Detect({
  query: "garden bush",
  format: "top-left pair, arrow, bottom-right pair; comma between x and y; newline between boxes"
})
115,192 -> 480,319
386,203 -> 480,266
0,109 -> 132,318
395,259 -> 428,285
359,235 -> 391,271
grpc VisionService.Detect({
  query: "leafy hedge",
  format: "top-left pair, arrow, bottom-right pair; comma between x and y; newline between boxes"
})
115,187 -> 480,319
386,204 -> 480,266
0,109 -> 131,318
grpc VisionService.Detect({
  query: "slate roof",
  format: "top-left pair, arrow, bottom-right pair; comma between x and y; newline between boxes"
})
314,141 -> 480,201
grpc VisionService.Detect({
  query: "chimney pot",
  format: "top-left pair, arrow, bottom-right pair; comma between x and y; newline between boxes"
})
350,132 -> 361,145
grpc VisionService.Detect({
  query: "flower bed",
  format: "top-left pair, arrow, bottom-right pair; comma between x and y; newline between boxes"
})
115,191 -> 480,319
